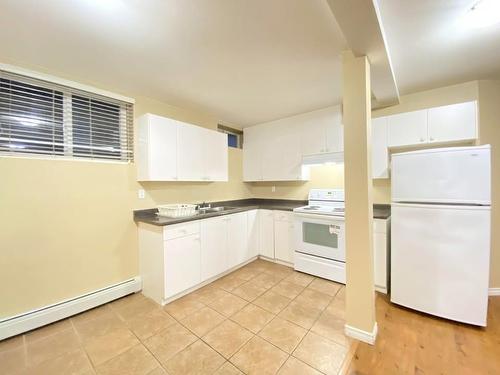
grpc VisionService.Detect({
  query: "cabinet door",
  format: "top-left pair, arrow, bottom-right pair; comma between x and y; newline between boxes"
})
243,127 -> 263,181
177,122 -> 205,181
372,117 -> 389,179
279,125 -> 304,181
261,126 -> 283,181
274,219 -> 294,263
137,114 -> 177,181
428,101 -> 477,143
259,210 -> 275,258
373,231 -> 387,292
204,129 -> 228,181
247,210 -> 259,258
201,217 -> 228,281
300,115 -> 327,155
387,109 -> 427,147
164,234 -> 201,299
227,212 -> 248,268
325,106 -> 343,152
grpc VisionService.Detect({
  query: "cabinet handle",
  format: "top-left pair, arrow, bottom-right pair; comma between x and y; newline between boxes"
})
194,236 -> 200,241
420,138 -> 424,142
430,137 -> 434,141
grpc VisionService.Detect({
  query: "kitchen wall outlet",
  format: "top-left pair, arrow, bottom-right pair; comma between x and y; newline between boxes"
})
138,189 -> 145,199
271,186 -> 276,193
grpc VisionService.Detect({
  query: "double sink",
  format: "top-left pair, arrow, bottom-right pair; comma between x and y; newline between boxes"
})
197,206 -> 236,214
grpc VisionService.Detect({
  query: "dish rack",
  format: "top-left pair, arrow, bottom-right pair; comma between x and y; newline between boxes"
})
157,204 -> 197,218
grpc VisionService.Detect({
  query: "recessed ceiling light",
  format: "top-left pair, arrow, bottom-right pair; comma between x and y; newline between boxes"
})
464,0 -> 500,28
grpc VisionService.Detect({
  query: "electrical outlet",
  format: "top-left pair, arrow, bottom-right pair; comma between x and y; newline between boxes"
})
138,189 -> 145,199
271,186 -> 276,193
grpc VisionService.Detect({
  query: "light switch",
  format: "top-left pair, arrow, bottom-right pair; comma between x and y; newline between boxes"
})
271,186 -> 276,193
138,189 -> 145,199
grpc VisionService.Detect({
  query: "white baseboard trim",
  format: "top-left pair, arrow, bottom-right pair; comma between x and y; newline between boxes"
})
344,322 -> 378,345
0,277 -> 142,341
489,288 -> 500,296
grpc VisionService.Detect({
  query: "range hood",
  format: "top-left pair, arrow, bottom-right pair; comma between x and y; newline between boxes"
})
302,151 -> 344,165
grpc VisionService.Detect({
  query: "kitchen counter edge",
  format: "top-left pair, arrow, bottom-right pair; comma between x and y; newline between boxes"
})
134,199 -> 391,226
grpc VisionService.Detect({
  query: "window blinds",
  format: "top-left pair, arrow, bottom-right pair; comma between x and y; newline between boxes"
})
0,70 -> 133,161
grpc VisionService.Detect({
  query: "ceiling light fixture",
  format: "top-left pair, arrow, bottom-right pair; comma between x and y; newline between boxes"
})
464,0 -> 500,28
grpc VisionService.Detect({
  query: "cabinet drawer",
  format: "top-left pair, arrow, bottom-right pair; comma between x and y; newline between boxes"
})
274,210 -> 294,222
373,219 -> 388,234
164,221 -> 200,240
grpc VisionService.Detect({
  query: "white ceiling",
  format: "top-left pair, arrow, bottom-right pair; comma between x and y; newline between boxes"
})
377,0 -> 500,95
0,0 -> 347,127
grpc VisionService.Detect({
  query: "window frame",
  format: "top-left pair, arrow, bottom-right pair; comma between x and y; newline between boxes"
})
0,64 -> 134,163
217,124 -> 243,149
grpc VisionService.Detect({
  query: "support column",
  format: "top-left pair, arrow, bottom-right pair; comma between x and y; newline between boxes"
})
342,51 -> 377,344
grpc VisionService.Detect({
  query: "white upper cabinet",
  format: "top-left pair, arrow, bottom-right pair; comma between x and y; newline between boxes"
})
372,101 -> 478,179
427,101 -> 477,143
137,114 -> 178,181
243,126 -> 263,181
372,117 -> 389,179
177,122 -> 205,181
300,106 -> 343,155
137,113 -> 228,182
243,105 -> 342,181
387,109 -> 428,147
204,129 -> 228,181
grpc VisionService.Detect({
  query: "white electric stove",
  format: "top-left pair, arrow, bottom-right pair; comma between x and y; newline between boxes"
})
293,189 -> 346,283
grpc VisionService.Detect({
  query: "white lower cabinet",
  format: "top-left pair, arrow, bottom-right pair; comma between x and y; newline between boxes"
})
259,209 -> 275,258
273,211 -> 294,264
373,218 -> 390,294
227,212 -> 249,269
164,234 -> 201,299
201,216 -> 228,281
247,210 -> 260,258
139,211 -> 258,305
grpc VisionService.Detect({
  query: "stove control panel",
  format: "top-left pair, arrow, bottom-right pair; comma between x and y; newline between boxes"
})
308,189 -> 345,202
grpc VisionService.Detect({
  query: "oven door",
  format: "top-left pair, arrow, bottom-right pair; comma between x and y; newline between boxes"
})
294,213 -> 345,262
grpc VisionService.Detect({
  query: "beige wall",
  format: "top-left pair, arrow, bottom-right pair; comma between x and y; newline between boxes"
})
478,80 -> 500,288
0,67 -> 251,318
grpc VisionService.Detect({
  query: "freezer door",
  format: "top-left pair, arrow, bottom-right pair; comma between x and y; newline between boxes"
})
392,145 -> 491,204
391,203 -> 490,326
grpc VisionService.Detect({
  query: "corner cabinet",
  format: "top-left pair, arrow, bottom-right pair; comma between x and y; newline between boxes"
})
137,113 -> 228,182
372,101 -> 477,179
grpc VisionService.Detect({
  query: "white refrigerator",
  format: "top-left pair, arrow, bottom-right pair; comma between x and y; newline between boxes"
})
391,145 -> 491,326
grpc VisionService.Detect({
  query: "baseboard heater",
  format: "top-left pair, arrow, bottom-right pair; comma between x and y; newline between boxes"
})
0,276 -> 142,341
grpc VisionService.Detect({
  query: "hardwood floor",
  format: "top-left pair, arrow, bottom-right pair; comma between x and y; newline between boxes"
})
346,294 -> 500,375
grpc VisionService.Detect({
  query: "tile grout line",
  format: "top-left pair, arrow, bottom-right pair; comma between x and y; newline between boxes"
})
69,315 -> 98,373
154,260 -> 345,375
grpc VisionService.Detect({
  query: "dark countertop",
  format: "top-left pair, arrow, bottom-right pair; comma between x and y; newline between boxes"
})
373,204 -> 391,220
134,199 -> 391,226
